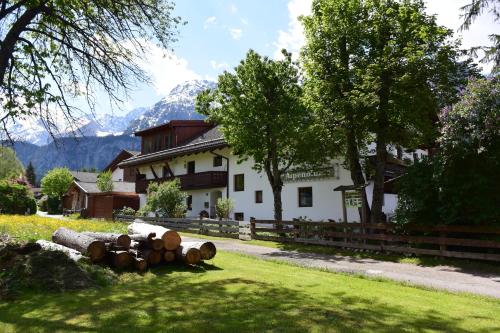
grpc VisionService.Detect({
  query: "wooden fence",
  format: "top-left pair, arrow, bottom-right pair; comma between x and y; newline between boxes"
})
115,215 -> 249,239
250,219 -> 500,262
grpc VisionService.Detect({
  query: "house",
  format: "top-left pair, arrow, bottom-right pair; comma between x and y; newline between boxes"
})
62,168 -> 139,219
103,149 -> 140,182
119,120 -> 420,222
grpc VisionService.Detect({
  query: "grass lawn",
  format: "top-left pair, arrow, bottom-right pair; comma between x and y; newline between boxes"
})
1,215 -> 500,332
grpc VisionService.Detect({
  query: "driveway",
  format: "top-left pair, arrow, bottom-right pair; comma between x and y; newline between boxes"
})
183,235 -> 500,299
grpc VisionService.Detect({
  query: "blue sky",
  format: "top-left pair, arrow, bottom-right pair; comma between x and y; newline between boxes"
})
93,0 -> 499,116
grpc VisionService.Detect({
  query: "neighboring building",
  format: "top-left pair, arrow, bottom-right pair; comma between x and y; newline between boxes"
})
119,120 -> 415,222
62,168 -> 139,219
103,149 -> 140,182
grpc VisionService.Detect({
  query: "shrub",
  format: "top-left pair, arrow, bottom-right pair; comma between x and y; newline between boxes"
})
97,171 -> 113,192
0,180 -> 37,215
47,196 -> 62,215
215,198 -> 234,220
38,196 -> 48,212
115,206 -> 136,216
143,180 -> 187,218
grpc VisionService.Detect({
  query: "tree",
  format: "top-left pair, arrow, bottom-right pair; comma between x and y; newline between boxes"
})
197,50 -> 325,221
97,170 -> 113,192
301,0 -> 471,223
0,179 -> 37,214
144,180 -> 187,218
0,146 -> 24,179
25,161 -> 36,186
41,167 -> 73,198
460,0 -> 499,71
215,198 -> 234,220
396,77 -> 500,225
0,0 -> 181,138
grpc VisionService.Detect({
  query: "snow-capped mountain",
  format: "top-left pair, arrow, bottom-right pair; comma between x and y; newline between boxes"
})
125,80 -> 215,133
5,80 -> 215,145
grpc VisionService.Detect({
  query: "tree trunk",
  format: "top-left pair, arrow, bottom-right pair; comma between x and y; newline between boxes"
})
176,245 -> 201,265
128,221 -> 181,250
163,250 -> 176,262
180,241 -> 216,260
133,257 -> 148,272
136,249 -> 162,265
36,240 -> 84,262
129,233 -> 156,243
371,133 -> 387,223
107,250 -> 133,269
272,186 -> 283,221
81,232 -> 131,249
52,227 -> 106,262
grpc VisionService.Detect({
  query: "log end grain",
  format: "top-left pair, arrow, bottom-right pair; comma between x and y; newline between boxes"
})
163,250 -> 176,263
183,248 -> 201,265
163,230 -> 181,251
199,242 -> 217,260
116,234 -> 132,249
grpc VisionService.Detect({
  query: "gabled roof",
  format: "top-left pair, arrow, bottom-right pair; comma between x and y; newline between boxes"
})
118,126 -> 226,168
103,150 -> 140,172
133,120 -> 211,136
70,171 -> 98,183
73,181 -> 136,194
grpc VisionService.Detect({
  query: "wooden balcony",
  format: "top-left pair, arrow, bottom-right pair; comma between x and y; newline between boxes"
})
136,171 -> 228,193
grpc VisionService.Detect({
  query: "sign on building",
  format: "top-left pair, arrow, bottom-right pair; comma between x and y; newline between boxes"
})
345,191 -> 362,208
283,165 -> 339,183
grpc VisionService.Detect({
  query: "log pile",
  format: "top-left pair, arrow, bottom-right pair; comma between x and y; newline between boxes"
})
41,221 -> 216,272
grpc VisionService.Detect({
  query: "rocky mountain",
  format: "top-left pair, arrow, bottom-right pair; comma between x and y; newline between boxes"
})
10,136 -> 140,181
125,80 -> 215,133
5,80 -> 214,146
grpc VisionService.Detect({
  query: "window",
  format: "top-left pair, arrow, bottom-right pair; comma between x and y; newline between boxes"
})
255,190 -> 263,204
234,174 -> 244,192
186,195 -> 192,210
213,156 -> 223,167
187,161 -> 195,174
298,187 -> 313,207
234,212 -> 244,221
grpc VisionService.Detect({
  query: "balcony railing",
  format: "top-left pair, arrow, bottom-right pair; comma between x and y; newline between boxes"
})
136,171 -> 228,193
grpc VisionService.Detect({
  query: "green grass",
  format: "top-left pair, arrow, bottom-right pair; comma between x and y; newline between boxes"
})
0,251 -> 499,332
0,215 -> 127,241
180,231 -> 500,275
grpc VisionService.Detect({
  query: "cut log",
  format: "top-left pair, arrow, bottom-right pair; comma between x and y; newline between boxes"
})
136,249 -> 162,265
52,228 -> 106,262
129,233 -> 155,242
176,245 -> 201,265
149,237 -> 165,251
133,257 -> 148,272
163,250 -> 176,263
108,250 -> 133,269
81,232 -> 131,249
128,221 -> 181,250
181,241 -> 216,260
36,240 -> 84,262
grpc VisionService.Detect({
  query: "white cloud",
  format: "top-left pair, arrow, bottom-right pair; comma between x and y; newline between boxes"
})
132,40 -> 201,96
210,60 -> 229,70
204,16 -> 217,30
273,0 -> 312,59
229,28 -> 243,40
230,4 -> 238,14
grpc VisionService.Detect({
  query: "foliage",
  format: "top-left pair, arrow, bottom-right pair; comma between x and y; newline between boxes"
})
197,49 -> 325,220
215,198 -> 234,220
96,170 -> 114,192
0,146 -> 24,180
25,161 -> 36,186
301,0 -> 476,222
143,180 -> 187,218
0,180 -> 36,214
46,196 -> 62,215
115,206 -> 136,217
460,0 -> 500,71
41,167 -> 73,198
37,196 -> 48,212
396,78 -> 500,225
0,0 -> 181,138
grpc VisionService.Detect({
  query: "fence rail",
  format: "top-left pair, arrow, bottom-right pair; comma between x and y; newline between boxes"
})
115,215 -> 249,239
250,219 -> 500,262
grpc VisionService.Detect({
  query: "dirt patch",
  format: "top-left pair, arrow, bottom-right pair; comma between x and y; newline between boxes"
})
0,240 -> 116,300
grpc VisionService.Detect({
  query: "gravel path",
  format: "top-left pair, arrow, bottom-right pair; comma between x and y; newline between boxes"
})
183,236 -> 500,299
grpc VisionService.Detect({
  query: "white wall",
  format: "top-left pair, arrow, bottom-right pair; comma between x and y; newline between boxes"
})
111,168 -> 124,182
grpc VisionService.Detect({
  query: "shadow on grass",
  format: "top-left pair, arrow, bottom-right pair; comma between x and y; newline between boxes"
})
0,266 -> 498,333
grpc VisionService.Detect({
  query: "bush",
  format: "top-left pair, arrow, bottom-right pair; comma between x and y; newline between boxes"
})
47,196 -> 62,215
37,196 -> 48,212
97,171 -> 113,192
115,206 -> 136,216
0,180 -> 37,215
215,198 -> 234,220
143,180 -> 187,218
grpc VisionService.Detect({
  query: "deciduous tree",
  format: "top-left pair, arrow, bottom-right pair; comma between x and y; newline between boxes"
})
97,170 -> 113,192
41,167 -> 73,199
0,146 -> 24,179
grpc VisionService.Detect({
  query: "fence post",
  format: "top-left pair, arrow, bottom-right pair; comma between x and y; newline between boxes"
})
250,217 -> 256,240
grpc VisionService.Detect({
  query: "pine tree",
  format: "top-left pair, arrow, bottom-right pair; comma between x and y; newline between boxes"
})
26,161 -> 36,186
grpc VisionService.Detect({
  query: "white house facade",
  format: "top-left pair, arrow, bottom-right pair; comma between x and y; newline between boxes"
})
119,122 -> 412,222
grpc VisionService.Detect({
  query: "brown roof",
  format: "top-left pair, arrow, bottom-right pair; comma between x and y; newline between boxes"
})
133,120 -> 210,136
103,149 -> 140,172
